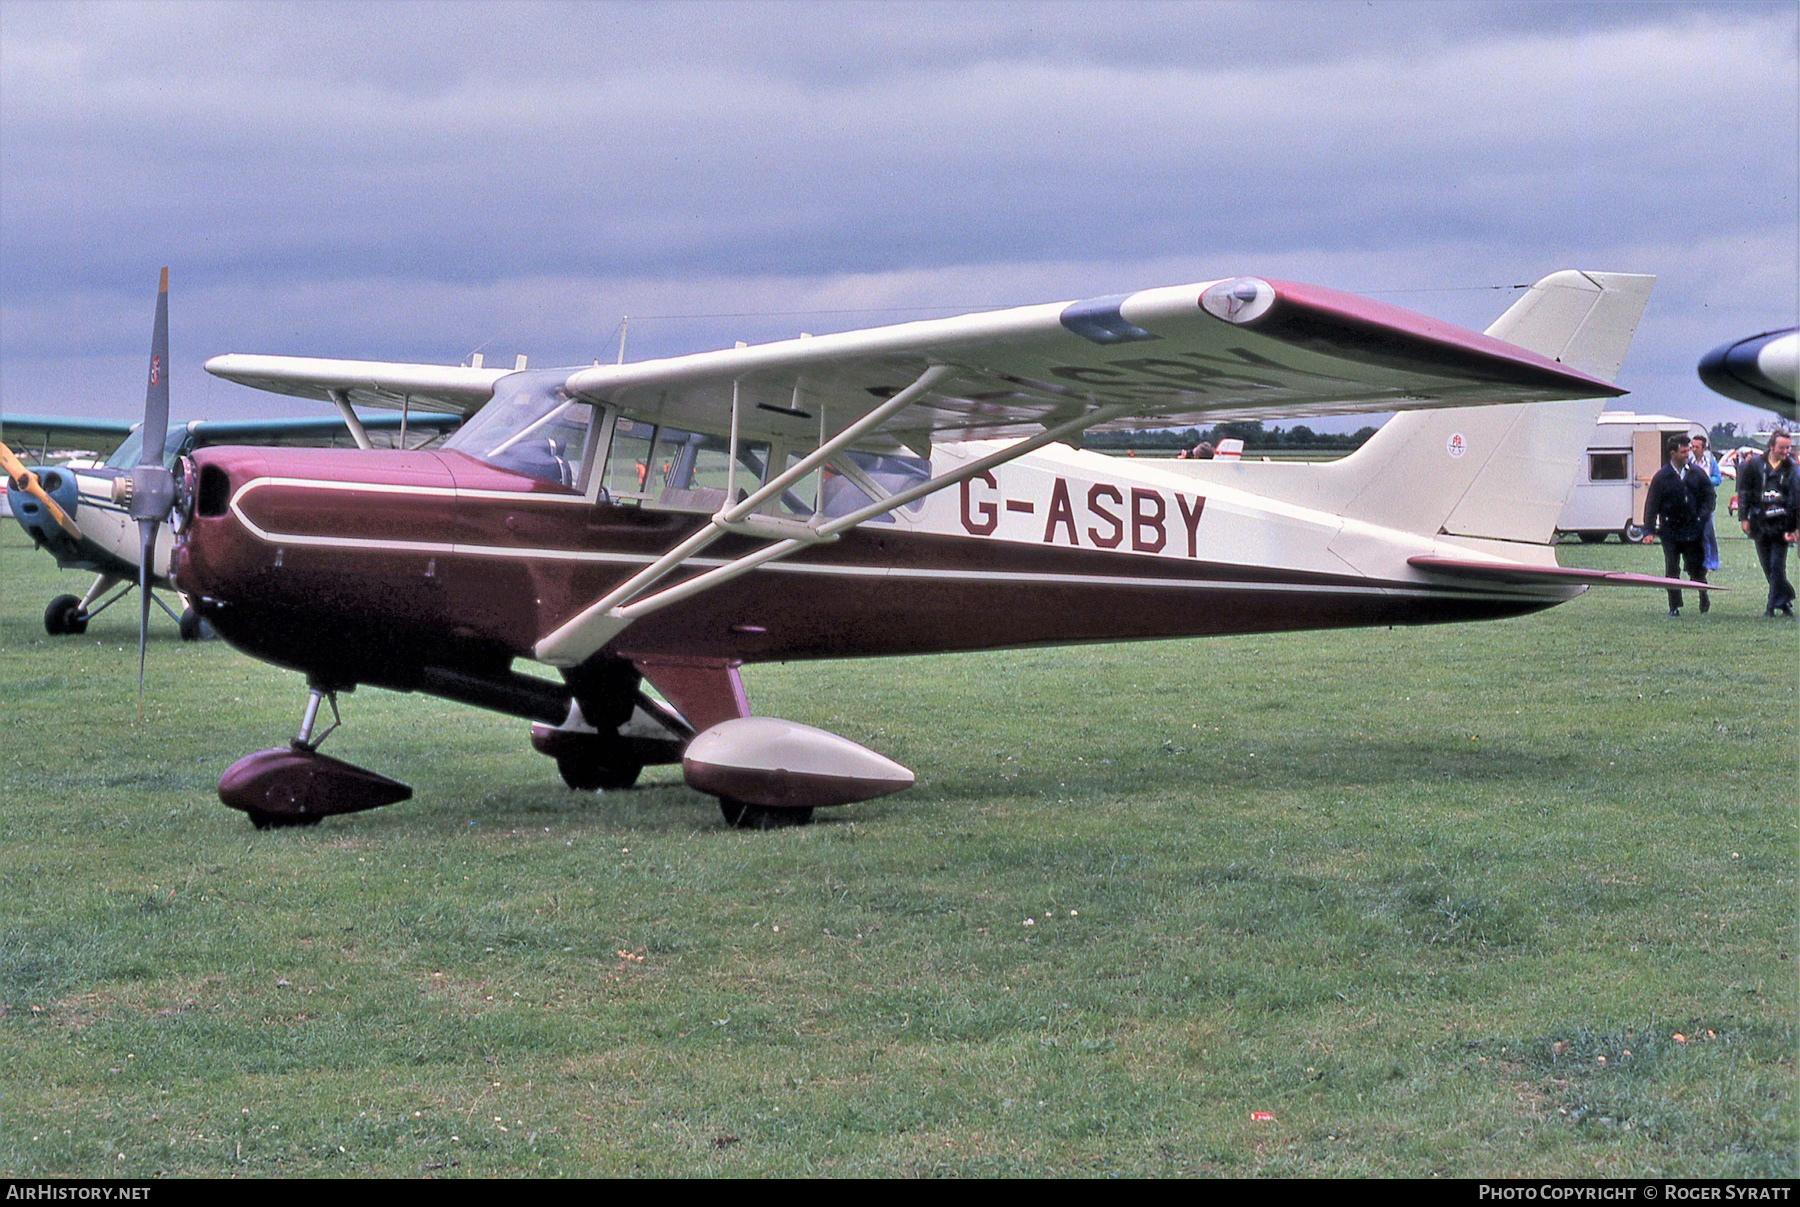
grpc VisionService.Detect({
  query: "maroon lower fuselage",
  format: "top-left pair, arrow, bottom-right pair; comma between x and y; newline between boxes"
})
173,445 -> 1548,700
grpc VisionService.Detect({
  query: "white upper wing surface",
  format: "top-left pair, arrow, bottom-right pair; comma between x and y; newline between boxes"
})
204,354 -> 510,416
208,275 -> 1624,445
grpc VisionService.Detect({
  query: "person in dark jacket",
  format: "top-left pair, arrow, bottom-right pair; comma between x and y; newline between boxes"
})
1643,434 -> 1715,617
1737,429 -> 1799,618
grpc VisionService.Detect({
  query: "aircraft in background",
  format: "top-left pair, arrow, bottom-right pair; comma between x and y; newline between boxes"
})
2,280 -> 463,639
1698,327 -> 1798,420
175,268 -> 1706,830
8,411 -> 462,637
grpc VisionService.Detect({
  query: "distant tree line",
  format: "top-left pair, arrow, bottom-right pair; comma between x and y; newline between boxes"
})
1090,418 -> 1791,456
1708,420 -> 1793,449
1085,420 -> 1380,453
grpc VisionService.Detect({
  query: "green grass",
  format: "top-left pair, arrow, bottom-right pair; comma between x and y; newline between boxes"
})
0,516 -> 1793,1177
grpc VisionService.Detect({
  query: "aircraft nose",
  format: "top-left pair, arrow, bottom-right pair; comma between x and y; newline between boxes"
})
9,464 -> 82,551
170,449 -> 269,600
1698,328 -> 1799,414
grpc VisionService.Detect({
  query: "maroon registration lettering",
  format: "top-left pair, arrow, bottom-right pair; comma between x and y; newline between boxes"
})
1176,493 -> 1206,557
1087,484 -> 1123,549
1043,478 -> 1078,545
1131,489 -> 1166,553
961,472 -> 999,536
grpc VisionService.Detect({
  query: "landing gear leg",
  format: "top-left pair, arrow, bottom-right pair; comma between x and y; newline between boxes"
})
43,575 -> 187,637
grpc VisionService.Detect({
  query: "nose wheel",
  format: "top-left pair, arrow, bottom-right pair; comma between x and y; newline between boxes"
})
218,686 -> 413,828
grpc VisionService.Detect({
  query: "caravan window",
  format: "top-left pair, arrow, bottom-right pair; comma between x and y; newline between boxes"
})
1589,452 -> 1628,482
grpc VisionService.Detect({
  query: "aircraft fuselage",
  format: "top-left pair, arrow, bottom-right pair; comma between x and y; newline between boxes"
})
173,442 -> 1564,714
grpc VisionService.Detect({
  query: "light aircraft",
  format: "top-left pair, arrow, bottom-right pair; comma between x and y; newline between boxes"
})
1698,327 -> 1798,420
175,268 -> 1708,830
2,277 -> 462,639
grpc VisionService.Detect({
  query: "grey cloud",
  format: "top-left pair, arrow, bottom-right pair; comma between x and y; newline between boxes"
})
1,0 -> 1793,431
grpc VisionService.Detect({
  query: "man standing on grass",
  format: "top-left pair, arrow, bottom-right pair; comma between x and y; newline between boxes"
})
1644,433 -> 1714,618
1690,433 -> 1722,571
1736,429 -> 1799,619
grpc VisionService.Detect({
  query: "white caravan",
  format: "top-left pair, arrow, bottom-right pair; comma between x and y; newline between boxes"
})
1555,411 -> 1707,543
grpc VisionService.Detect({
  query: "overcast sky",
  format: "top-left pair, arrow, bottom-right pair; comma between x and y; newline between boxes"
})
1,0 -> 1794,433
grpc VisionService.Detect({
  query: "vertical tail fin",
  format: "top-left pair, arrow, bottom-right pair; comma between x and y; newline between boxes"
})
1327,271 -> 1654,544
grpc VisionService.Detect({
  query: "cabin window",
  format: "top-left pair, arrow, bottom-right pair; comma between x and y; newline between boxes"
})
773,451 -> 822,518
819,451 -> 931,523
604,421 -> 774,511
604,417 -> 658,498
1589,452 -> 1628,482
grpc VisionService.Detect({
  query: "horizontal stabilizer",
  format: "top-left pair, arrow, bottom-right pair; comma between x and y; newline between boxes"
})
1408,555 -> 1722,592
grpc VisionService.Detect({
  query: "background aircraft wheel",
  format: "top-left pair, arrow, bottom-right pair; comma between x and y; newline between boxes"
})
717,798 -> 814,830
555,752 -> 642,792
178,606 -> 210,641
245,809 -> 325,830
1578,531 -> 1607,544
44,594 -> 87,636
1623,522 -> 1646,543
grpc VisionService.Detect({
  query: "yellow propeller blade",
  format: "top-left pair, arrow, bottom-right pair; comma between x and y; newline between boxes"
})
0,440 -> 83,539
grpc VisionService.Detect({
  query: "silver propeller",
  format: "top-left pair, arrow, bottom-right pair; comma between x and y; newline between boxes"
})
130,268 -> 176,716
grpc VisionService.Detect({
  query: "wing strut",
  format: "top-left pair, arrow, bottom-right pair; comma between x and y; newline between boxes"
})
534,363 -> 953,663
534,394 -> 1134,667
328,390 -> 374,450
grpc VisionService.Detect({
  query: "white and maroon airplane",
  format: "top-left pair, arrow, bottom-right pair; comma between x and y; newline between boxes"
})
178,268 -> 1699,829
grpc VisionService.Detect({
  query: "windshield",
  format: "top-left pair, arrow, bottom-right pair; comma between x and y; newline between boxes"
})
445,377 -> 594,488
103,426 -> 185,472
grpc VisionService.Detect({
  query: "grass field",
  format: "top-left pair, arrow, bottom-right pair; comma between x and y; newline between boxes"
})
1,516 -> 1793,1178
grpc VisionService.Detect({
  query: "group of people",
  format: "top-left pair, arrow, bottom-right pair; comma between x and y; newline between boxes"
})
1646,430 -> 1798,618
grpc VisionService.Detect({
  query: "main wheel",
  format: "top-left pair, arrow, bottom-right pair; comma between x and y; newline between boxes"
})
1578,531 -> 1607,544
178,606 -> 209,641
1624,522 -> 1647,543
555,751 -> 643,792
718,798 -> 814,830
44,594 -> 87,636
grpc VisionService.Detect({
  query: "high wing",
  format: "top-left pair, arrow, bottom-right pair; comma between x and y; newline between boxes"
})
205,276 -> 1623,451
559,277 -> 1623,449
203,354 -> 510,416
1,413 -> 138,460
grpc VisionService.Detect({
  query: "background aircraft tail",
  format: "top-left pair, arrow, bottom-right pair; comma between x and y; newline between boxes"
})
1169,270 -> 1654,548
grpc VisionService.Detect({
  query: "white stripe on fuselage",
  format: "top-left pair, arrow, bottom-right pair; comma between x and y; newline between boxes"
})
221,473 -> 1572,604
